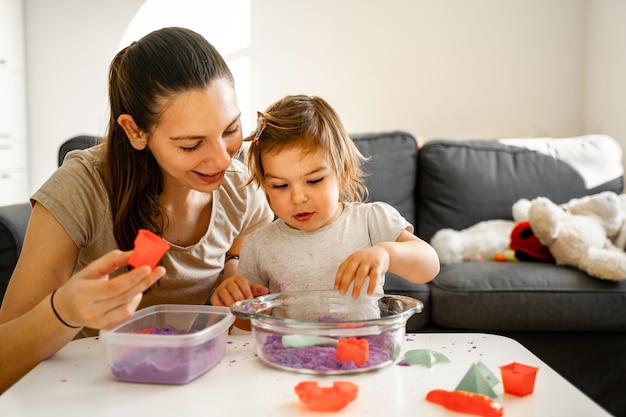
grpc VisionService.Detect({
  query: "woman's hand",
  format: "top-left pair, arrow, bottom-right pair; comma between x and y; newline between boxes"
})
0,248 -> 166,393
52,250 -> 165,330
210,274 -> 268,307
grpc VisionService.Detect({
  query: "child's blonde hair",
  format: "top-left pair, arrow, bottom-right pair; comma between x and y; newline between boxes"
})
245,95 -> 369,202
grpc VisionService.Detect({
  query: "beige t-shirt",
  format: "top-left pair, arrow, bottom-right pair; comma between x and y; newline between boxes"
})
32,145 -> 273,337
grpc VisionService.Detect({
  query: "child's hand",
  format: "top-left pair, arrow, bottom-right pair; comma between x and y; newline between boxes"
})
210,274 -> 269,307
334,246 -> 390,298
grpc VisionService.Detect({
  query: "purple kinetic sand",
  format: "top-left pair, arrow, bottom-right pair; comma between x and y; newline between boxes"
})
110,331 -> 226,384
262,332 -> 395,372
149,325 -> 178,335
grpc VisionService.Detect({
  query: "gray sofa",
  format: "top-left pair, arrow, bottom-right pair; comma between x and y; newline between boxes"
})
1,132 -> 625,414
351,131 -> 626,416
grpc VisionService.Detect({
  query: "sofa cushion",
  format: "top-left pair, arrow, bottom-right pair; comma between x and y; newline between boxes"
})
0,203 -> 32,302
430,262 -> 626,331
417,135 -> 624,241
351,131 -> 418,226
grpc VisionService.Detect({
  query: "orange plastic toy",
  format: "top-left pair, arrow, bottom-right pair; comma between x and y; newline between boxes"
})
294,381 -> 358,411
334,337 -> 369,366
426,389 -> 503,417
133,327 -> 155,334
128,229 -> 170,269
500,362 -> 539,396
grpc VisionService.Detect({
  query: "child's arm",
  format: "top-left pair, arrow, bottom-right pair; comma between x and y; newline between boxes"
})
377,230 -> 440,284
211,236 -> 268,307
334,230 -> 440,298
210,275 -> 269,332
210,274 -> 269,307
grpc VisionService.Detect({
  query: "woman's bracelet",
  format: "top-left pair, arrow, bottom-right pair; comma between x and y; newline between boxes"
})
225,255 -> 239,264
222,255 -> 239,276
50,289 -> 81,329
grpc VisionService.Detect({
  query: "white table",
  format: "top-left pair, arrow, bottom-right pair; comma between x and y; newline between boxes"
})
0,333 -> 611,416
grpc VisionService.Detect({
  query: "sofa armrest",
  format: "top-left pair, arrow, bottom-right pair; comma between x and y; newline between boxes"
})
0,203 -> 31,302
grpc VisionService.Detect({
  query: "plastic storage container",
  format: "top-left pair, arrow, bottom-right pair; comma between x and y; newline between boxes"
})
100,304 -> 234,384
231,290 -> 423,374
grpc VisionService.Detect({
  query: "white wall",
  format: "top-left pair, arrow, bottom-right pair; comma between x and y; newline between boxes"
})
585,0 -> 626,160
24,0 -> 144,192
248,0 -> 586,140
23,0 -> 625,194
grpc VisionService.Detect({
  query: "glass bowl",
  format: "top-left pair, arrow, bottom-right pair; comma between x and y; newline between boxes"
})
231,290 -> 423,374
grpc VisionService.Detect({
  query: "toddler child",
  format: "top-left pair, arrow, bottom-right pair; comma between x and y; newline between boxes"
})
211,95 -> 439,307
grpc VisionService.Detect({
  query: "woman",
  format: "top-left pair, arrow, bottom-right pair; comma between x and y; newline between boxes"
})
0,27 -> 273,392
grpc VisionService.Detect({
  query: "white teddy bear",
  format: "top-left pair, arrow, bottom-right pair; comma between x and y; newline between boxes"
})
430,191 -> 626,279
527,191 -> 626,281
430,219 -> 515,264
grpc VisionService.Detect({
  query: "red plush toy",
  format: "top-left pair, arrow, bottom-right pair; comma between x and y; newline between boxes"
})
509,221 -> 554,262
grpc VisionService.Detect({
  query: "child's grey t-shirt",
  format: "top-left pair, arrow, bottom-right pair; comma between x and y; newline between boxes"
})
238,201 -> 412,294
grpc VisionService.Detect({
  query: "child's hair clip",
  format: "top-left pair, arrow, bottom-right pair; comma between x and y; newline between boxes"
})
244,111 -> 267,144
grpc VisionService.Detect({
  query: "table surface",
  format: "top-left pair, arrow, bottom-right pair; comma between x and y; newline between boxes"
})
0,332 -> 611,416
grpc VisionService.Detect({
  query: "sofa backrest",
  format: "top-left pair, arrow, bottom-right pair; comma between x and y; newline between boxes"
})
58,135 -> 101,166
351,131 -> 419,227
417,135 -> 625,241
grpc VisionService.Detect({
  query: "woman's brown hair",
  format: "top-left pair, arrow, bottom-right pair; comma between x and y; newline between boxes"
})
104,27 -> 234,250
